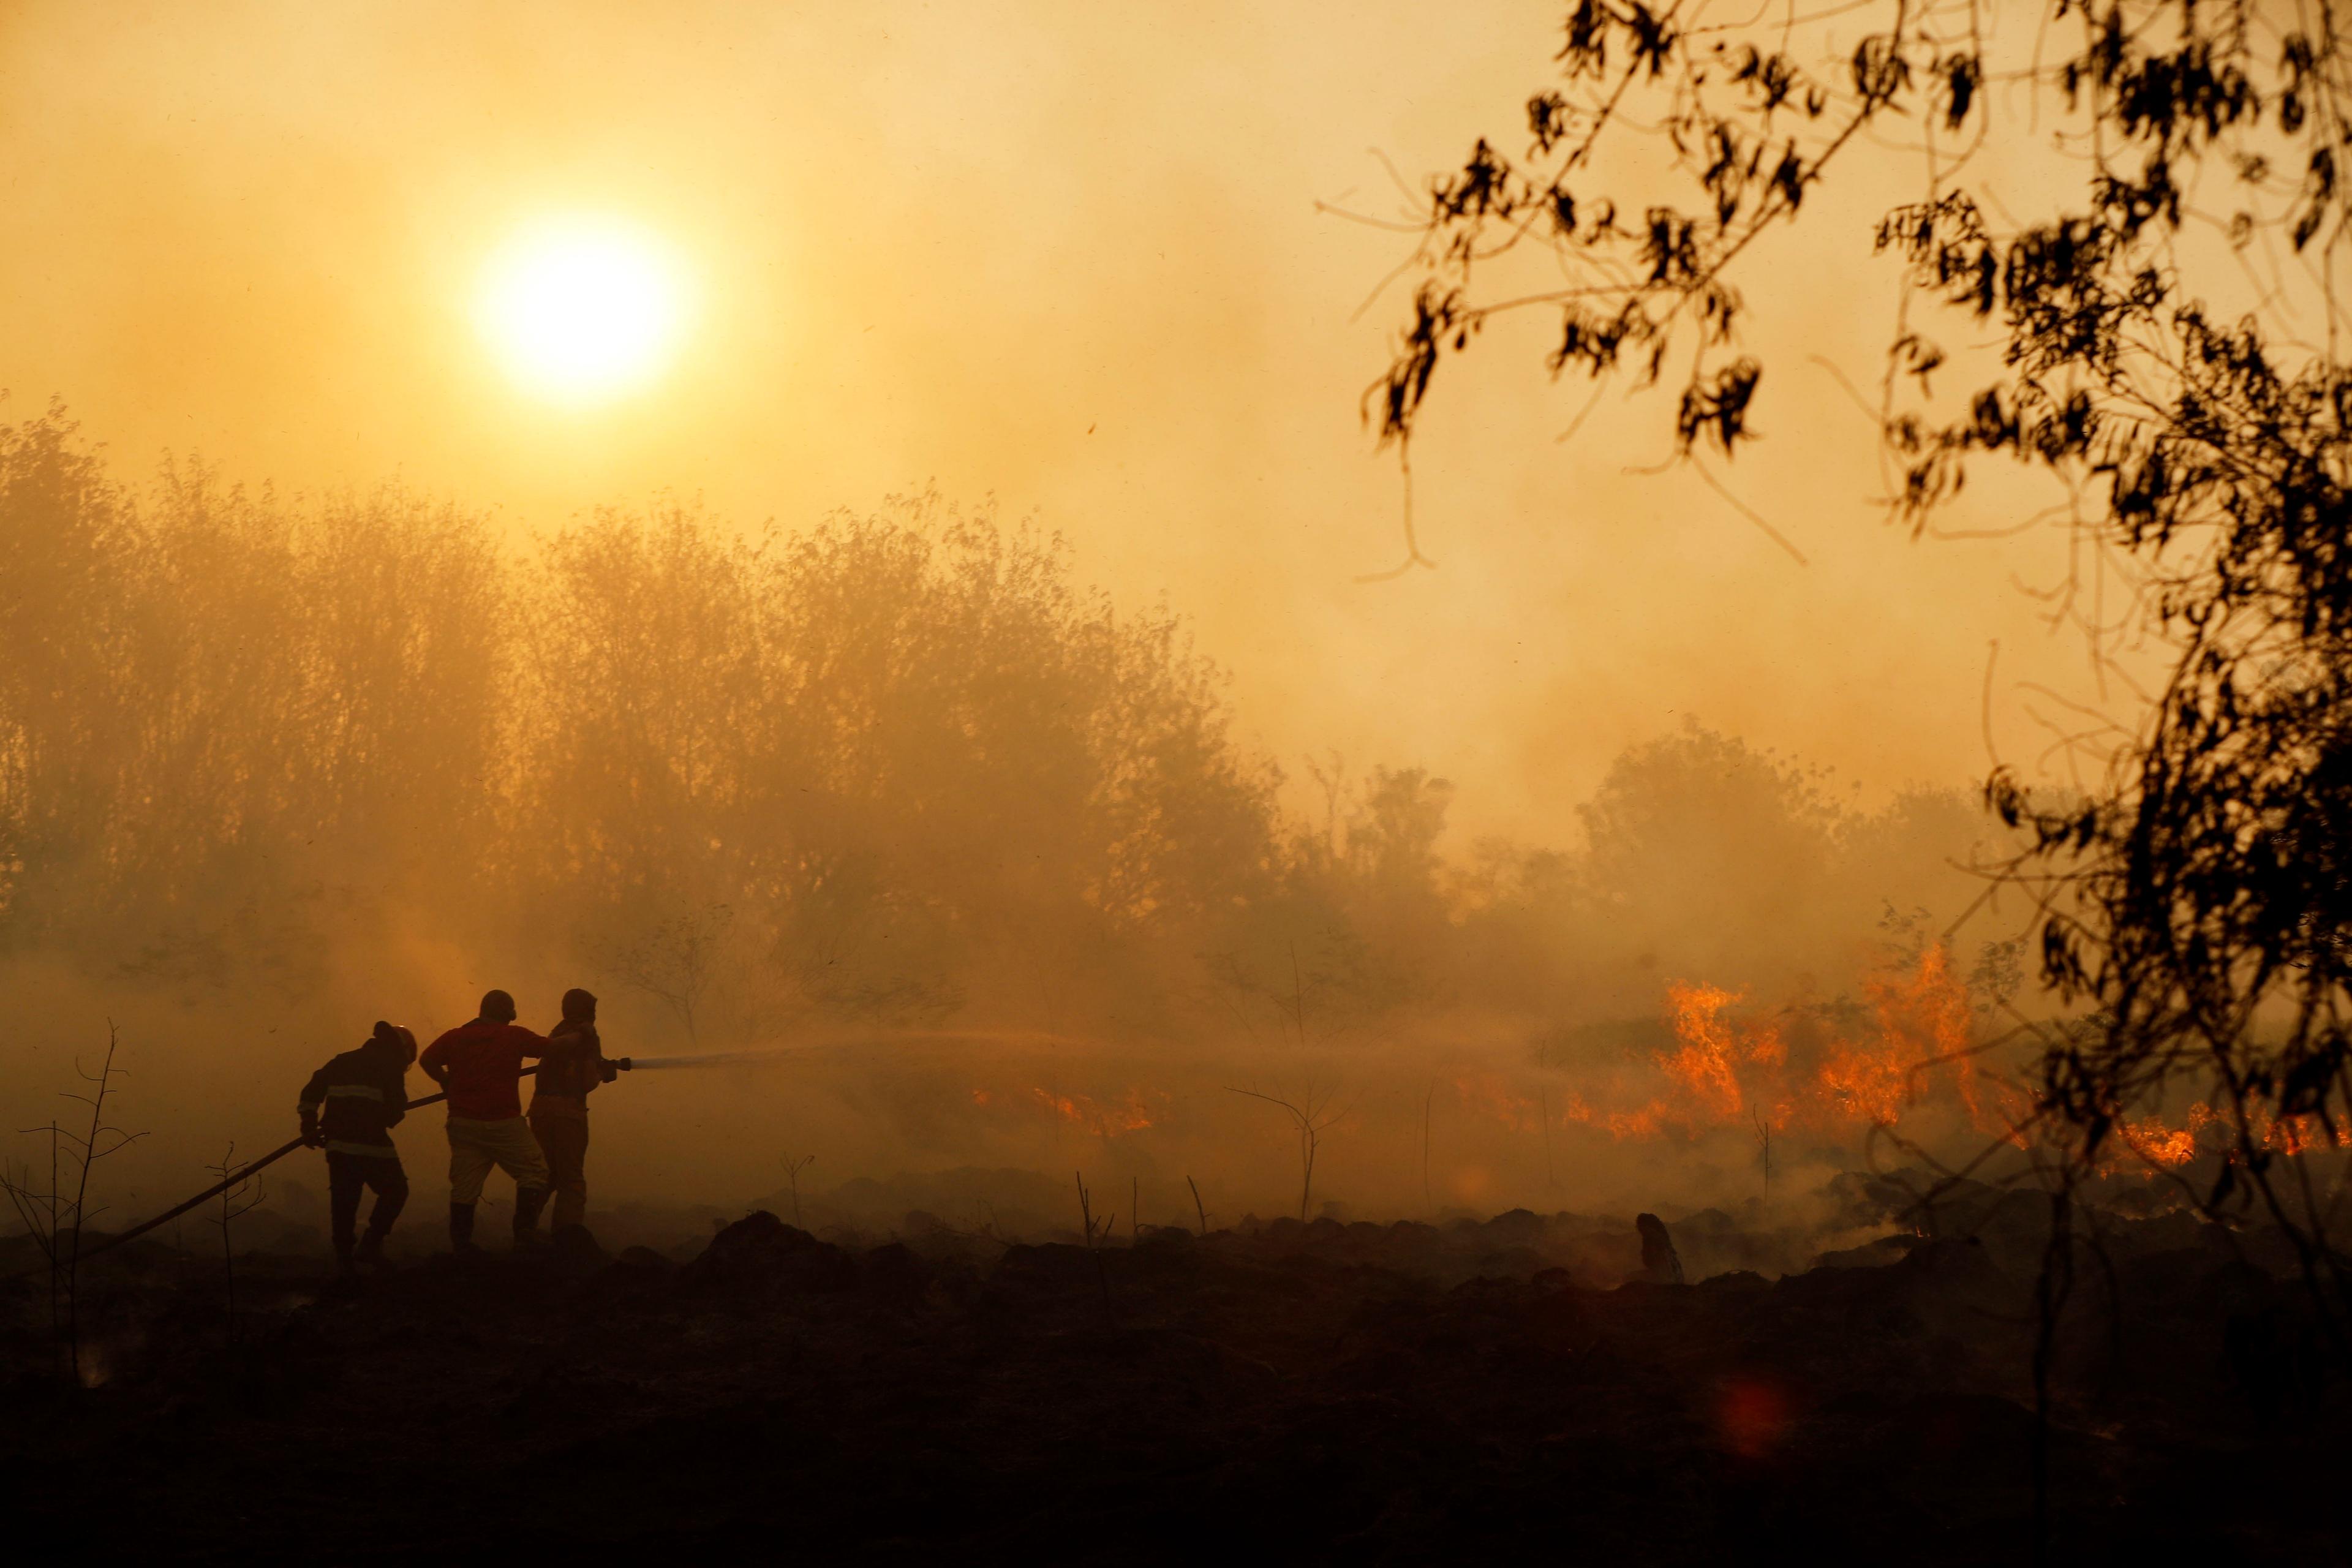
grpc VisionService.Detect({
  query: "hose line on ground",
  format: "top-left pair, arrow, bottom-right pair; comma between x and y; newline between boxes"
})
46,1069 -> 539,1270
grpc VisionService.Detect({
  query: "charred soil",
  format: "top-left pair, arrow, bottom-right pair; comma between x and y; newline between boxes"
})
0,1193 -> 2339,1564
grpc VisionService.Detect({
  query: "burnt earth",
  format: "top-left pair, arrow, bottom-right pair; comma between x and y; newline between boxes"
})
0,1202 -> 2339,1564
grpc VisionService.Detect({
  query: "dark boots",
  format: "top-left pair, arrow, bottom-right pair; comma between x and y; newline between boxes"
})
354,1227 -> 388,1267
452,1193 -> 548,1253
513,1185 -> 551,1247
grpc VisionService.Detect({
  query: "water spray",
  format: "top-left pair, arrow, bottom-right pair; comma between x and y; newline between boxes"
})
627,1028 -> 1104,1069
624,1050 -> 761,1070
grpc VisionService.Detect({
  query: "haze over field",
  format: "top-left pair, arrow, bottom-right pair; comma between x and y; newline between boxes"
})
16,9 -> 2352,1558
0,2 -> 2108,1223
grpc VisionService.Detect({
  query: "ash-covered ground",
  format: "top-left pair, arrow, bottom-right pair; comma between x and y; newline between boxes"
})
1,1170 -> 2339,1564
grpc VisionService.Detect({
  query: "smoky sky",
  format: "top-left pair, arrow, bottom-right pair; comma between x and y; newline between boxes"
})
0,0 -> 2105,845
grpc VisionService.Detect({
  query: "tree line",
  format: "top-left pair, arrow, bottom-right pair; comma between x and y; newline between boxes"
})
0,406 -> 1991,1044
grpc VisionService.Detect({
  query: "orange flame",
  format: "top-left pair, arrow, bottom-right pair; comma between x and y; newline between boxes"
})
1550,944 -> 2026,1144
2114,1102 -> 2211,1167
967,1084 -> 1161,1136
1660,982 -> 1784,1125
2267,1112 -> 2350,1157
2107,1099 -> 2349,1174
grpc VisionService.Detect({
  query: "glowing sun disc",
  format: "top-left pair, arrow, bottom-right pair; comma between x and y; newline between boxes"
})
475,217 -> 690,404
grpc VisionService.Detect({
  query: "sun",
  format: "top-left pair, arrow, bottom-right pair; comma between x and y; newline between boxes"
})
475,216 -> 691,405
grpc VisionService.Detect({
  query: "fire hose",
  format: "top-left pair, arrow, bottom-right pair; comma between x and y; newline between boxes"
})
62,1058 -> 636,1268
23,1035 -> 987,1273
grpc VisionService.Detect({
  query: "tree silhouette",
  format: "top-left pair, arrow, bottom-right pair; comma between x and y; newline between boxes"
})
1226,1082 -> 1348,1222
1373,1 -> 2352,1337
1,1023 -> 141,1383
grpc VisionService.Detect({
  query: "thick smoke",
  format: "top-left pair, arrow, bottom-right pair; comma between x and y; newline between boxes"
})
1,413 -> 2034,1235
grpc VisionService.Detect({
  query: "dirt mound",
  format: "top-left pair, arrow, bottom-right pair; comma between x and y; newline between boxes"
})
684,1209 -> 859,1295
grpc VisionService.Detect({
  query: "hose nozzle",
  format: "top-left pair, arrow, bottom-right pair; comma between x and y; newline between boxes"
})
615,1057 -> 634,1071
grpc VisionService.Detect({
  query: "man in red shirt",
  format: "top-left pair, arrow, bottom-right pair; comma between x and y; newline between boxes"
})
418,989 -> 554,1252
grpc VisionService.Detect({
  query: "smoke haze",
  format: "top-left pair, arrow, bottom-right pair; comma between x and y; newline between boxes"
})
1,3 -> 2088,1231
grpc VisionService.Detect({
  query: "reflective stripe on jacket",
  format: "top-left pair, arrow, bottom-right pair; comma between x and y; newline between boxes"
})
298,1045 -> 410,1156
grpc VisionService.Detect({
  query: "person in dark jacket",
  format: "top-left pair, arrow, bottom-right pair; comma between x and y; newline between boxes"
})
298,1021 -> 418,1270
529,987 -> 625,1237
1635,1212 -> 1686,1284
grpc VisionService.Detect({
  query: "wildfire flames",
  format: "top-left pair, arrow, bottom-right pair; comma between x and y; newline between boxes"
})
2117,1104 -> 2211,1167
971,1084 -> 1161,1137
1455,944 -> 2350,1174
1536,944 -> 2022,1145
2114,1098 -> 2347,1167
949,945 -> 2345,1177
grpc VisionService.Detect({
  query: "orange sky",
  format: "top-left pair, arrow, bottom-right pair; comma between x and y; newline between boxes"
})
0,1 -> 2114,843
